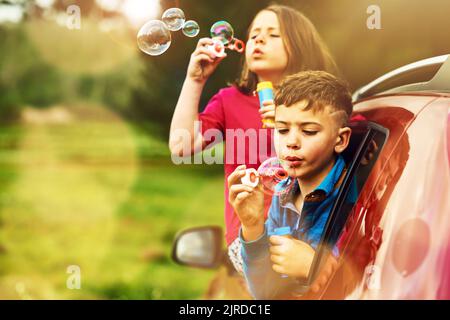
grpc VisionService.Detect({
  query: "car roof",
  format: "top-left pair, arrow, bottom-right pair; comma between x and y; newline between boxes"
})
353,54 -> 450,102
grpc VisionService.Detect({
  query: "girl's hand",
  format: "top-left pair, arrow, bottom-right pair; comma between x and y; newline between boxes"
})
259,100 -> 275,128
227,165 -> 265,241
187,38 -> 227,84
269,236 -> 315,278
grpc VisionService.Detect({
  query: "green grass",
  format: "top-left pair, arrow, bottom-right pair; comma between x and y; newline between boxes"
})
0,106 -> 225,299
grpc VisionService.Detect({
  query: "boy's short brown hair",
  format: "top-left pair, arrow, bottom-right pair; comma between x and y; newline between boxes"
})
274,71 -> 353,126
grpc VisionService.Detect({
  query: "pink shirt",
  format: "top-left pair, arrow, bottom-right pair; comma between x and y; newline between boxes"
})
198,86 -> 276,245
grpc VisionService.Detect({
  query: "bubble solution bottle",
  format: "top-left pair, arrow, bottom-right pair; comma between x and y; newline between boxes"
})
256,81 -> 275,128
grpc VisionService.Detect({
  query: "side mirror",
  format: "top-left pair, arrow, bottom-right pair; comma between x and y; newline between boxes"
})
171,226 -> 223,269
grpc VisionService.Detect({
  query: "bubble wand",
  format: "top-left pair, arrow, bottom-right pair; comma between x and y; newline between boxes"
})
207,21 -> 245,57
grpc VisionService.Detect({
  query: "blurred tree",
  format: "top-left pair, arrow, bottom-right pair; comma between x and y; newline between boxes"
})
0,24 -> 63,121
18,62 -> 63,108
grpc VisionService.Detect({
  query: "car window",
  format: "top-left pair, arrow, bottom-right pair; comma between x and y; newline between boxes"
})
298,121 -> 389,290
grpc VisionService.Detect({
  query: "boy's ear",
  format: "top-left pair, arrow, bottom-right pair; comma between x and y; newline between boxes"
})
334,127 -> 352,154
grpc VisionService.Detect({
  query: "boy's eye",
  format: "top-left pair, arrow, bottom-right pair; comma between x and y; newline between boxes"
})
303,130 -> 318,136
270,34 -> 280,38
276,128 -> 289,134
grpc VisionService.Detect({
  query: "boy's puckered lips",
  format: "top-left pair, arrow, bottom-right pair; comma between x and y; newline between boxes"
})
284,156 -> 303,167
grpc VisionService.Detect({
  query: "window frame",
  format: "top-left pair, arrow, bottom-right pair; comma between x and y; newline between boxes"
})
295,121 -> 390,292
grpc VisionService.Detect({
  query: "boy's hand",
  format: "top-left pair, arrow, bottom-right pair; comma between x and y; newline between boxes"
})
269,236 -> 315,278
258,100 -> 275,128
228,165 -> 265,241
309,253 -> 338,293
187,38 -> 227,84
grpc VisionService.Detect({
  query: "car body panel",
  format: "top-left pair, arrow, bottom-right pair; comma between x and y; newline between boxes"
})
323,95 -> 450,299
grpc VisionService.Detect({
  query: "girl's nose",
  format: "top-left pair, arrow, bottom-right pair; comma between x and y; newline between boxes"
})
255,33 -> 266,44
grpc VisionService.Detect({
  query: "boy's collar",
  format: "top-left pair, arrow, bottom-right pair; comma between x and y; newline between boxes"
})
312,155 -> 346,196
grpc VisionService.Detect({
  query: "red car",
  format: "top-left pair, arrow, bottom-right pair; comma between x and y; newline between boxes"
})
172,54 -> 450,300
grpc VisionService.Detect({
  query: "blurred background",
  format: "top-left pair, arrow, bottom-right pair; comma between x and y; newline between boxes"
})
0,0 -> 449,299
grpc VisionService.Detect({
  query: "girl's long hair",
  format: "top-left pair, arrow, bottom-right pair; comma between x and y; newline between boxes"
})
235,4 -> 338,95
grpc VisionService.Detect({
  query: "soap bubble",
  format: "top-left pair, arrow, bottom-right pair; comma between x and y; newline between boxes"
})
162,8 -> 185,31
182,20 -> 200,37
137,20 -> 171,56
210,21 -> 234,45
258,157 -> 294,196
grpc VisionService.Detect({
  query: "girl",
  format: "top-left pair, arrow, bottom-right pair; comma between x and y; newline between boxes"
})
169,4 -> 337,273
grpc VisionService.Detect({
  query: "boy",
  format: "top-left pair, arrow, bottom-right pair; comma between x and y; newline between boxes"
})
227,71 -> 353,299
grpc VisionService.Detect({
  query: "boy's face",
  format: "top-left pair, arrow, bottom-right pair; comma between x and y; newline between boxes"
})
274,100 -> 350,181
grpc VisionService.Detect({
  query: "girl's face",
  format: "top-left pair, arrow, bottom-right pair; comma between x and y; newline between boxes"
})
245,10 -> 289,82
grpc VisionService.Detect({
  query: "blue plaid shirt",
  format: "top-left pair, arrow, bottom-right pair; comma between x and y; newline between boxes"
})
240,155 -> 355,299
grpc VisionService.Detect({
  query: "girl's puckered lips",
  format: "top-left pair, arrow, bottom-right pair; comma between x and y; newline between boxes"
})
252,48 -> 264,56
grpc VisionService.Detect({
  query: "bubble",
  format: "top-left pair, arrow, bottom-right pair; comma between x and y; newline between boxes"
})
162,8 -> 185,31
182,20 -> 200,37
137,20 -> 171,56
257,157 -> 294,196
210,21 -> 234,45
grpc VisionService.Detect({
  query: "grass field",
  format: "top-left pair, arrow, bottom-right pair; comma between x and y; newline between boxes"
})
0,105 -> 225,299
